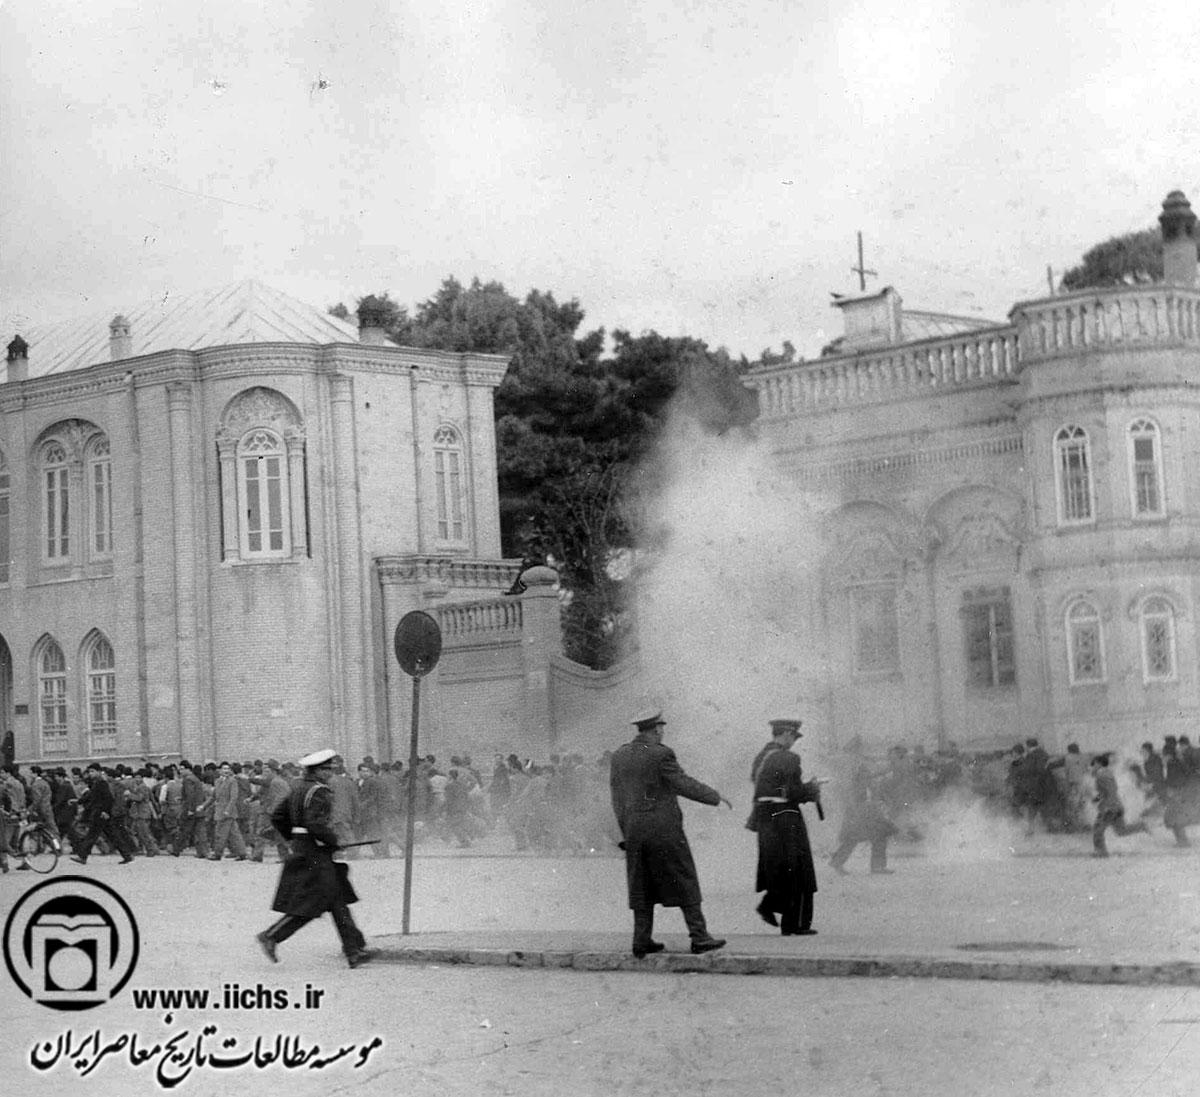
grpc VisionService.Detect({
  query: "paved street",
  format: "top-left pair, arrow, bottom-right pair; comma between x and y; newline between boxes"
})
3,821 -> 1200,1095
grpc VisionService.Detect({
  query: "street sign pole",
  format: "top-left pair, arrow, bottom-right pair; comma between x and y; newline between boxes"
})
402,674 -> 420,935
393,610 -> 442,937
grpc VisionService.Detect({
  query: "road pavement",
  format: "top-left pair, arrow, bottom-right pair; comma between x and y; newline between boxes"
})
3,821 -> 1199,1095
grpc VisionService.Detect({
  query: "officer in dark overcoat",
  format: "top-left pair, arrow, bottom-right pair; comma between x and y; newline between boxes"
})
609,709 -> 731,958
752,718 -> 823,935
255,749 -> 378,968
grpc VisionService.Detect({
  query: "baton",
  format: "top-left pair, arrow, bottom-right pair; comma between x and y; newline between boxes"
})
336,839 -> 382,849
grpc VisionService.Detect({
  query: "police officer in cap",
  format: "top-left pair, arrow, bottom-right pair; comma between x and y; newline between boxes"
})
256,749 -> 378,968
609,708 -> 731,958
752,718 -> 824,935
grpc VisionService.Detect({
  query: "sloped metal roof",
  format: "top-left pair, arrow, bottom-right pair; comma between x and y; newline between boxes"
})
15,280 -> 360,378
901,309 -> 1001,341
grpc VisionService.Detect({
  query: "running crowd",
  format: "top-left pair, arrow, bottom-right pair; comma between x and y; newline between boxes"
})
828,734 -> 1200,862
0,752 -> 624,870
3,734 -> 1196,872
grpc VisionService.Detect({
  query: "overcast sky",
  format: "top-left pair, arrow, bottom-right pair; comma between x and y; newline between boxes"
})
1,0 -> 1196,360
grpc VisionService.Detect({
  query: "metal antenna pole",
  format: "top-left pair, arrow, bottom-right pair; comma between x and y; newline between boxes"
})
851,231 -> 877,292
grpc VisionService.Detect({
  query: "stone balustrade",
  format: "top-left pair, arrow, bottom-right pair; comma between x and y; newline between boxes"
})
436,597 -> 524,643
750,285 -> 1200,419
751,326 -> 1019,417
1011,285 -> 1200,361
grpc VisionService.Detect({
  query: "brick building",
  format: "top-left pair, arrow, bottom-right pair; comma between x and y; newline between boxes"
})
0,281 -> 533,765
746,190 -> 1200,754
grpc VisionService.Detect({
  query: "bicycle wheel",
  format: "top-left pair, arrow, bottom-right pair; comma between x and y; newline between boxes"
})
19,828 -> 60,874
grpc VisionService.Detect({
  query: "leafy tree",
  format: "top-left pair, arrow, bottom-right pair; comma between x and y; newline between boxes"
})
332,280 -> 756,668
1059,228 -> 1163,291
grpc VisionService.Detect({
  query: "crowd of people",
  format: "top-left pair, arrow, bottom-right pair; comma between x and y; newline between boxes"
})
825,733 -> 1200,862
0,749 -> 624,871
3,731 -> 1198,874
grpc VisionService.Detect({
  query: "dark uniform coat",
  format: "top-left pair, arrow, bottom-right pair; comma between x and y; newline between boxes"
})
269,778 -> 358,919
753,747 -> 821,897
609,733 -> 720,910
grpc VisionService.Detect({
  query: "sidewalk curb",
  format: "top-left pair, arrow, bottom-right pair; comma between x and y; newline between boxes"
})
371,946 -> 1200,987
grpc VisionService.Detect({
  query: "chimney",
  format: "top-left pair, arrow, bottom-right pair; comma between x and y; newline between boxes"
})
356,296 -> 391,346
5,335 -> 28,383
1159,190 -> 1197,287
109,314 -> 132,360
830,286 -> 904,351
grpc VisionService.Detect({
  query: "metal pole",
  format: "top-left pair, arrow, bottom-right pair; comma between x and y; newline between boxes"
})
401,674 -> 420,935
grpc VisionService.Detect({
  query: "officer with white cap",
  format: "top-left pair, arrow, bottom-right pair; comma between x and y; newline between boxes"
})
255,749 -> 378,968
609,708 -> 731,959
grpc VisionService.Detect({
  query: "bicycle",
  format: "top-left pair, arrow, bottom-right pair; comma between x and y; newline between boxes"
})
15,812 -> 63,874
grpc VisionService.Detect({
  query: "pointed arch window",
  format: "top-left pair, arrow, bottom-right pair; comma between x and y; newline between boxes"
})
1066,599 -> 1105,684
38,638 -> 69,754
85,634 -> 117,753
1140,597 -> 1176,683
1128,418 -> 1164,518
1054,426 -> 1093,525
43,443 -> 70,561
433,425 -> 466,543
238,429 -> 291,558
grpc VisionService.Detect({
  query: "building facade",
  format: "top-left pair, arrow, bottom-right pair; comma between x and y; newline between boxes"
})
0,282 -> 541,765
747,190 -> 1200,754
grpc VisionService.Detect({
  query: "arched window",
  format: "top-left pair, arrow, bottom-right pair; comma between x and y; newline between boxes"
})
1128,418 -> 1164,518
1140,597 -> 1176,683
38,638 -> 69,754
43,442 -> 70,561
237,429 -> 291,558
85,634 -> 117,753
0,449 -> 9,584
87,437 -> 113,557
433,425 -> 466,543
1054,426 -> 1093,525
35,421 -> 111,569
1066,599 -> 1104,684
217,388 -> 306,563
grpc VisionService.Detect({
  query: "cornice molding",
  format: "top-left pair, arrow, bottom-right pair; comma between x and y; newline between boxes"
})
786,434 -> 1024,484
1,341 -> 510,410
375,554 -> 522,587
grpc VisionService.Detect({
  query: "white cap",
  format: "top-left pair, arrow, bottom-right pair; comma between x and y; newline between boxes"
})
298,748 -> 337,769
631,708 -> 664,729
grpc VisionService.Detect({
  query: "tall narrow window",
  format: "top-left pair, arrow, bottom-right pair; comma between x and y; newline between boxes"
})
238,430 -> 290,558
43,443 -> 70,560
850,585 -> 900,675
433,425 -> 466,543
0,454 -> 9,584
88,438 -> 113,556
1140,597 -> 1176,683
38,639 -> 69,754
962,587 -> 1016,688
1129,419 -> 1163,518
1067,599 -> 1105,684
86,635 -> 117,753
1055,426 -> 1093,524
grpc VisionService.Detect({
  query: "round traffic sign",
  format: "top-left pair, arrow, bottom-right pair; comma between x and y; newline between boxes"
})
393,611 -> 442,677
